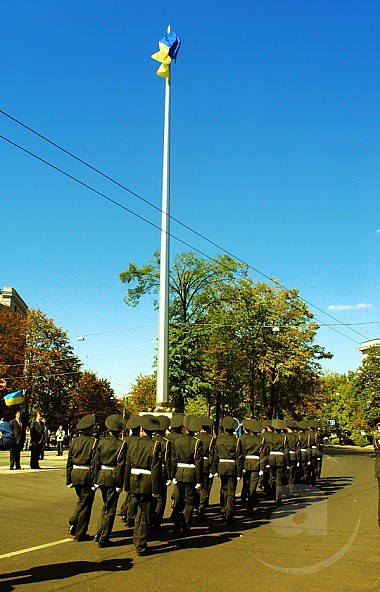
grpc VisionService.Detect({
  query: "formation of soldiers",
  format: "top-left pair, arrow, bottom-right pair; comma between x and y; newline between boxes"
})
66,412 -> 324,556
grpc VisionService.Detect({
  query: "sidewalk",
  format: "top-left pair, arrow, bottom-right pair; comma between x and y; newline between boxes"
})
0,449 -> 68,472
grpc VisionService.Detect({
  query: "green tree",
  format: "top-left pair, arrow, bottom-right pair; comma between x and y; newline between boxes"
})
356,346 -> 380,427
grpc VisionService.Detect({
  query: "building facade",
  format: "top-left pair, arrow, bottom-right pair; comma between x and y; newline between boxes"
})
0,287 -> 28,315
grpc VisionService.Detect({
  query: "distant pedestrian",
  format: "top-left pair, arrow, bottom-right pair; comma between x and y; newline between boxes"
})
0,418 -> 15,451
10,410 -> 24,470
56,425 -> 66,456
30,412 -> 45,469
24,426 -> 31,450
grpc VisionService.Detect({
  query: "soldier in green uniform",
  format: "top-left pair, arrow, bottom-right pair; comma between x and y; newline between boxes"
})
263,419 -> 290,505
212,416 -> 243,524
297,420 -> 312,486
196,416 -> 215,518
124,414 -> 162,556
120,415 -> 141,526
285,420 -> 301,496
152,414 -> 172,529
166,414 -> 184,443
241,420 -> 266,514
307,420 -> 321,484
94,414 -> 127,547
239,419 -> 252,508
373,417 -> 380,527
171,415 -> 203,535
66,414 -> 97,541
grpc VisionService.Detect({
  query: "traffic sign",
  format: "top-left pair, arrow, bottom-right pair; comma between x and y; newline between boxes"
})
0,379 -> 6,390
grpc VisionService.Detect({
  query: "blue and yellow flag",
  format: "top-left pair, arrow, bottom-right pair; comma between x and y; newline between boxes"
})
151,31 -> 181,79
3,390 -> 23,406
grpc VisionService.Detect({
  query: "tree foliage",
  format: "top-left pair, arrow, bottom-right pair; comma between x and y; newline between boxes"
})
0,307 -> 27,418
122,373 -> 156,417
69,370 -> 119,429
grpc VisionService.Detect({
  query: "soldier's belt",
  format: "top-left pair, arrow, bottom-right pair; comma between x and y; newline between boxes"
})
131,468 -> 151,475
177,462 -> 195,469
101,465 -> 116,470
73,464 -> 90,469
269,451 -> 284,456
203,456 -> 209,460
246,455 -> 260,459
219,459 -> 235,463
311,446 -> 317,449
301,448 -> 308,452
289,451 -> 296,456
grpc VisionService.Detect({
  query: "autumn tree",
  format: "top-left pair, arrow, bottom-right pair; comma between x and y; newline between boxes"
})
0,307 -> 27,418
68,370 -> 119,429
123,373 -> 156,416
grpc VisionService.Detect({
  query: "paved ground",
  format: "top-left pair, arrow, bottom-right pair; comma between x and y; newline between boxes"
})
0,447 -> 379,592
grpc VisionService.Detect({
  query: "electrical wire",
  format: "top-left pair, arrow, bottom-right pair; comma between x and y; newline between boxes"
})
0,133 -> 368,346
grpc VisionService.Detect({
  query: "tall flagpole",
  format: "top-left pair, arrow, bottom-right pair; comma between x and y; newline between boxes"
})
156,25 -> 171,405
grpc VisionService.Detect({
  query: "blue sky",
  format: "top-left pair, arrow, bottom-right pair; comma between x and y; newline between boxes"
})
1,1 -> 379,397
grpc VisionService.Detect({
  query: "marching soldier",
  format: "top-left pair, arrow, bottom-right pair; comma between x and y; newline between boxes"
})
124,414 -> 162,556
212,416 -> 243,524
171,415 -> 203,535
196,416 -> 215,518
307,420 -> 321,484
152,415 -> 172,529
263,419 -> 290,505
166,414 -> 184,443
120,416 -> 141,526
239,419 -> 252,507
259,420 -> 273,496
241,420 -> 266,514
285,420 -> 301,496
94,414 -> 127,547
373,417 -> 380,527
297,420 -> 312,486
66,414 -> 97,541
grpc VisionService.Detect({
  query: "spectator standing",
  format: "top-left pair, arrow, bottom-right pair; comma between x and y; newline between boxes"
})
56,425 -> 66,456
30,411 -> 45,469
10,410 -> 24,470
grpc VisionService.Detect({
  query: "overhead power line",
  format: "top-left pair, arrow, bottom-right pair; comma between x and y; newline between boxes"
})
0,132 -> 368,346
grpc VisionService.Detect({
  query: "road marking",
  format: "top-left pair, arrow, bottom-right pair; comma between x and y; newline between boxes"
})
0,538 -> 72,560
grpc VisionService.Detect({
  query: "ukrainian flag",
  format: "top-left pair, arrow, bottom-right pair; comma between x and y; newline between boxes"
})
151,31 -> 181,79
4,390 -> 23,406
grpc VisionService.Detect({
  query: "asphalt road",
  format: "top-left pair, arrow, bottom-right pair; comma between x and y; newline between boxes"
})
0,447 -> 378,592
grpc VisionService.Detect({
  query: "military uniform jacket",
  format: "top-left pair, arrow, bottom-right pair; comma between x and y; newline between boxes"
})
154,434 -> 172,481
166,431 -> 183,444
172,434 -> 204,484
66,433 -> 97,486
124,435 -> 162,496
263,432 -> 290,467
197,432 -> 215,475
286,433 -> 301,464
242,434 -> 266,472
307,430 -> 320,457
94,435 -> 127,489
298,432 -> 312,463
213,433 -> 243,478
373,431 -> 380,478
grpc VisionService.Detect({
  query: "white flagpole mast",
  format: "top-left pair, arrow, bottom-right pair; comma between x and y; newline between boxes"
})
156,25 -> 171,405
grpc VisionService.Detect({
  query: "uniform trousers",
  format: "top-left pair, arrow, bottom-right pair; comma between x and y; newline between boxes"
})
171,482 -> 196,532
219,475 -> 237,520
96,487 -> 120,544
120,492 -> 138,525
151,483 -> 167,528
246,470 -> 260,511
69,485 -> 95,539
133,494 -> 153,552
269,465 -> 285,501
240,471 -> 250,506
287,462 -> 298,495
197,473 -> 213,515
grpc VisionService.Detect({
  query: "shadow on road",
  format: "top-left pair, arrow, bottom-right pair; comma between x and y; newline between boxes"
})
0,558 -> 133,591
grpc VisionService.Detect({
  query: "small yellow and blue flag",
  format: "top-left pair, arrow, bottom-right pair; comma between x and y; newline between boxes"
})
151,31 -> 181,79
4,389 -> 23,406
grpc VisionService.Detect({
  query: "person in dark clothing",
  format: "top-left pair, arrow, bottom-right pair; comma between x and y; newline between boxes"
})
94,414 -> 127,547
66,414 -> 97,541
120,415 -> 141,526
212,416 -> 243,524
152,415 -> 172,529
124,414 -> 162,556
10,410 -> 24,470
241,420 -> 266,514
263,419 -> 290,505
171,415 -> 203,536
30,412 -> 45,469
196,416 -> 215,518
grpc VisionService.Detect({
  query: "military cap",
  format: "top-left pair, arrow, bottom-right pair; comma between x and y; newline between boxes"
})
222,416 -> 239,430
126,415 -> 141,430
76,414 -> 96,431
308,420 -> 319,429
261,419 -> 273,428
249,419 -> 262,433
157,415 -> 170,431
105,414 -> 126,432
200,416 -> 213,428
170,414 -> 184,429
272,418 -> 286,431
140,414 -> 160,432
183,415 -> 202,432
298,420 -> 309,430
242,418 -> 252,430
